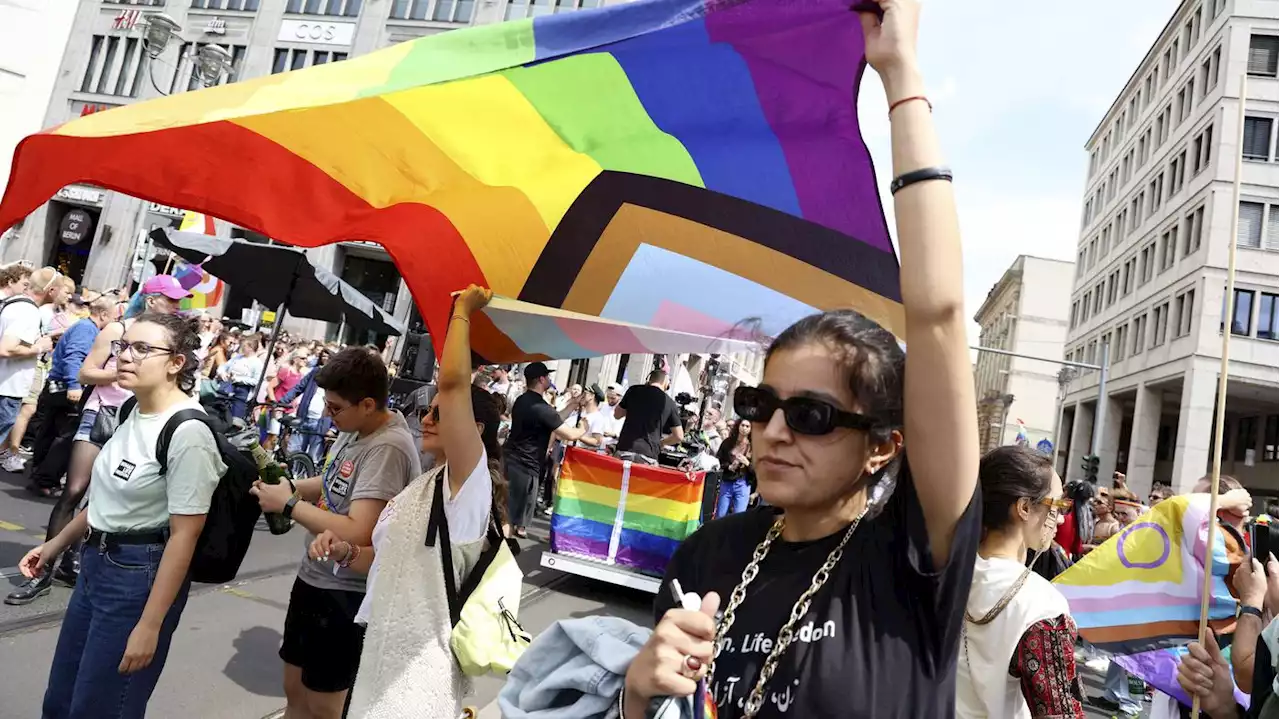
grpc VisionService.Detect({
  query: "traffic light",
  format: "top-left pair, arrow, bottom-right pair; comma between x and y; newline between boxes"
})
1081,455 -> 1100,484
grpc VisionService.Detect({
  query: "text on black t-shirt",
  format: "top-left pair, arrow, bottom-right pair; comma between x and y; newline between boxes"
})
653,469 -> 981,718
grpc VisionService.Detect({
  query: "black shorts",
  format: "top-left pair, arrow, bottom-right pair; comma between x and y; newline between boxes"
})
279,577 -> 366,693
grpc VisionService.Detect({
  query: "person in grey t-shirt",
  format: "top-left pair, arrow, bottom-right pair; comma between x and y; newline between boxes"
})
250,348 -> 419,716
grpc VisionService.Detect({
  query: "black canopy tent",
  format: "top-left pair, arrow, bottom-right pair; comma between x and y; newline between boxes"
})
151,228 -> 406,414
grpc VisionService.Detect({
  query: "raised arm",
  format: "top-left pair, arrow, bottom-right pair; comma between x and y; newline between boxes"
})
860,0 -> 977,566
438,286 -> 490,498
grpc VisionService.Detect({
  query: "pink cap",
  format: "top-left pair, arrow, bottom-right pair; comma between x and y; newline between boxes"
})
142,274 -> 193,300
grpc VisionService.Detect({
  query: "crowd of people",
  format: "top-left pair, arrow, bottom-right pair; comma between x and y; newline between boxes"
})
5,2 -> 1277,719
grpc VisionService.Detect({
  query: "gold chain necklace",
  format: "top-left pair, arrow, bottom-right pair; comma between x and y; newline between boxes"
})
709,508 -> 869,717
960,549 -> 1044,696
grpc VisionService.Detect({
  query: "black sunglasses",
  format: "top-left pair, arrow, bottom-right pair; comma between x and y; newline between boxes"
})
416,405 -> 440,423
733,386 -> 879,436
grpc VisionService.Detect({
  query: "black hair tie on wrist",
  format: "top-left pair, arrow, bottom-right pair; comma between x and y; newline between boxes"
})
890,166 -> 953,195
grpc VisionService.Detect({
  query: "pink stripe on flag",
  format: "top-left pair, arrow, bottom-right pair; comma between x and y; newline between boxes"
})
1069,592 -> 1200,614
554,315 -> 648,354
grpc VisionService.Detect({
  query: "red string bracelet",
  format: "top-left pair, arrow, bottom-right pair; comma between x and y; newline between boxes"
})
888,95 -> 931,116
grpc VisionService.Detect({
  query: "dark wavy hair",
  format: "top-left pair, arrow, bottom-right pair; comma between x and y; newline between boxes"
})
764,310 -> 906,511
135,311 -> 201,394
471,385 -> 509,527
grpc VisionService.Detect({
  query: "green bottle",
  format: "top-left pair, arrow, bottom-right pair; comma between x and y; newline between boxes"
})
250,442 -> 294,535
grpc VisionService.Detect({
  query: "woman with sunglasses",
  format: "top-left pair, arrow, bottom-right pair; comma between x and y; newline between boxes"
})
956,446 -> 1084,718
308,285 -> 510,716
621,3 -> 979,716
17,313 -> 225,718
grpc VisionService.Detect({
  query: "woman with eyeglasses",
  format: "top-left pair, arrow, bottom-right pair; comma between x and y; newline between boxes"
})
307,285 -> 512,716
956,446 -> 1084,719
619,3 -> 980,716
5,278 -> 186,607
17,313 -> 225,718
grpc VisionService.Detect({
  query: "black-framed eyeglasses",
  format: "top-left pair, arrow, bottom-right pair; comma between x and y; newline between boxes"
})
733,385 -> 880,436
324,400 -> 354,418
416,405 -> 440,423
110,340 -> 175,360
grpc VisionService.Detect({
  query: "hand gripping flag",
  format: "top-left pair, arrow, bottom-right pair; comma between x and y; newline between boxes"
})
1054,494 -> 1247,707
0,0 -> 900,359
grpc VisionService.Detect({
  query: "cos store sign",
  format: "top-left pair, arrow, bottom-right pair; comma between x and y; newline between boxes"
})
277,19 -> 354,46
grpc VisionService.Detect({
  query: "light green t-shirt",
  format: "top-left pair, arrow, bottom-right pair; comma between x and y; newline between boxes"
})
87,397 -> 226,532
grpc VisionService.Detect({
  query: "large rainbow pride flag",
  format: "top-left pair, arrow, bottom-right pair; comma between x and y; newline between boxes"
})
551,447 -> 704,577
1054,494 -> 1244,706
0,0 -> 900,360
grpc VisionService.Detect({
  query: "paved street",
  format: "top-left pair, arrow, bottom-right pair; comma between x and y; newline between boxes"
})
0,464 -> 1144,718
0,463 -> 654,719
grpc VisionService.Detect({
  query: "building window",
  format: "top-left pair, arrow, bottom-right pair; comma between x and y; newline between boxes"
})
1238,201 -> 1271,249
1160,226 -> 1178,272
1243,117 -> 1276,161
506,0 -> 599,19
1234,416 -> 1258,462
1228,288 -> 1255,335
1183,204 -> 1204,256
1191,122 -> 1214,174
286,0 -> 362,16
1263,415 -> 1278,461
272,48 -> 345,73
1139,242 -> 1156,285
1082,292 -> 1091,321
1201,45 -> 1221,97
1094,284 -> 1104,315
1114,324 -> 1127,361
1132,314 -> 1147,355
1175,288 -> 1195,337
1152,301 -> 1170,346
191,0 -> 260,9
1248,35 -> 1279,77
78,34 -> 145,98
1259,293 -> 1279,341
389,0 -> 476,21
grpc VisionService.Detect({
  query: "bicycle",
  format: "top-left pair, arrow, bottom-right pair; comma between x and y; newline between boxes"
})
249,400 -> 323,481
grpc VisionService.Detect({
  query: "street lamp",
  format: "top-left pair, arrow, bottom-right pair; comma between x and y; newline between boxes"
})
139,14 -> 233,95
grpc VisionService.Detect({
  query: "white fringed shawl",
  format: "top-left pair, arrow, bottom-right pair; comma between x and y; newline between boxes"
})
348,465 -> 486,719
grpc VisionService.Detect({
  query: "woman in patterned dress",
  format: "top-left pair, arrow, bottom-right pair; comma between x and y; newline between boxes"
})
956,445 -> 1086,719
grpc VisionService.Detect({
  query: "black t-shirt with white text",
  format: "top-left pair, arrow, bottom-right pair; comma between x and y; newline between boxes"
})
615,385 -> 680,459
504,391 -> 563,471
653,469 -> 981,718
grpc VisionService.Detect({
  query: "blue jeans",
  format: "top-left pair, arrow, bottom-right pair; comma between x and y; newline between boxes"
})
287,416 -> 326,465
43,541 -> 192,719
716,478 -> 750,517
227,384 -> 252,422
0,394 -> 22,445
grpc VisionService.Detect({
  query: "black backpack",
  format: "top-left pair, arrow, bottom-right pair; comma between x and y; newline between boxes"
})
120,397 -> 262,583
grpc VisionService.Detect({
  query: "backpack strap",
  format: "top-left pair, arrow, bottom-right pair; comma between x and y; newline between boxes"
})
119,396 -> 139,424
154,409 -> 215,476
425,467 -> 520,628
0,296 -> 36,313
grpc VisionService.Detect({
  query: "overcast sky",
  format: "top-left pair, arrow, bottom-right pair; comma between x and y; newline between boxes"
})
856,0 -> 1179,343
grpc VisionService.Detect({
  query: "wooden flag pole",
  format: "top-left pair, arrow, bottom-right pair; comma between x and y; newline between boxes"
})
1190,72 -> 1247,719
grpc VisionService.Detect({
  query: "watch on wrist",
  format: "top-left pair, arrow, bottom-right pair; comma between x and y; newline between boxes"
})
282,495 -> 299,519
1239,604 -> 1265,621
